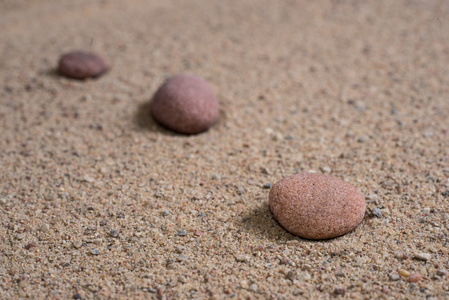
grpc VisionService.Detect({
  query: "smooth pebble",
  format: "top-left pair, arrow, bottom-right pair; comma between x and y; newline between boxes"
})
269,172 -> 366,239
150,74 -> 219,134
414,253 -> 431,261
58,50 -> 107,79
408,272 -> 421,283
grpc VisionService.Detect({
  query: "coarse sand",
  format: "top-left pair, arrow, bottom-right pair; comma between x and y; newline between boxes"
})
0,0 -> 449,299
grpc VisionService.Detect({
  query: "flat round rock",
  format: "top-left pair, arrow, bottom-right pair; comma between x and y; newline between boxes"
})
150,74 -> 219,134
269,173 -> 366,240
58,50 -> 107,79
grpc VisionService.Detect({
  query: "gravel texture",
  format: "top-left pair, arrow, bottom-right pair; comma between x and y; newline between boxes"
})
0,0 -> 449,299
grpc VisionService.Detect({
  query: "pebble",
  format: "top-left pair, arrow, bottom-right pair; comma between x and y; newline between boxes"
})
269,173 -> 366,239
176,255 -> 187,262
372,208 -> 383,218
293,289 -> 303,296
399,269 -> 410,277
109,230 -> 119,238
194,230 -> 204,236
408,272 -> 421,283
366,194 -> 379,204
40,223 -> 50,233
235,255 -> 248,262
262,183 -> 272,189
150,74 -> 219,134
437,269 -> 448,276
415,253 -> 431,261
389,273 -> 400,281
286,271 -> 296,281
89,249 -> 100,255
176,230 -> 187,236
300,272 -> 311,280
24,243 -> 37,250
73,241 -> 83,249
333,288 -> 346,296
58,50 -> 107,79
162,210 -> 170,217
320,166 -> 332,173
253,245 -> 264,252
248,283 -> 258,292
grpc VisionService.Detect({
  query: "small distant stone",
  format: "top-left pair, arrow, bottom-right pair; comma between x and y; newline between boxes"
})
99,219 -> 108,226
300,272 -> 311,280
150,74 -> 219,134
253,245 -> 264,252
333,288 -> 346,296
235,255 -> 248,262
58,50 -> 107,79
366,194 -> 379,204
286,271 -> 296,281
372,208 -> 383,218
177,230 -> 187,236
269,173 -> 366,239
441,190 -> 449,197
109,230 -> 119,238
357,136 -> 367,143
248,283 -> 258,292
320,166 -> 332,173
399,269 -> 410,277
73,293 -> 82,300
162,210 -> 170,217
389,273 -> 400,281
40,223 -> 50,233
335,271 -> 345,278
436,269 -> 448,276
262,183 -> 272,189
89,249 -> 100,255
212,174 -> 221,180
408,272 -> 421,283
414,253 -> 431,261
24,243 -> 37,250
176,255 -> 187,262
73,241 -> 83,249
194,230 -> 204,237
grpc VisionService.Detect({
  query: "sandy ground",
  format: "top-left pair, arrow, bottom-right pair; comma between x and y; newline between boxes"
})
1,0 -> 449,299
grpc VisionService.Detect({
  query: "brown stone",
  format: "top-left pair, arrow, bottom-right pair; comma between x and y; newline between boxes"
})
269,173 -> 366,239
58,50 -> 107,79
150,74 -> 219,134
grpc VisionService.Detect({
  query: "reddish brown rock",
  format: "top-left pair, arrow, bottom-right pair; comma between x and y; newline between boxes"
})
269,172 -> 366,240
58,50 -> 107,79
408,273 -> 421,283
150,74 -> 219,134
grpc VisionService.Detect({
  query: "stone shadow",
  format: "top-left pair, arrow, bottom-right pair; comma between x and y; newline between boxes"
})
237,201 -> 361,244
133,100 -> 227,136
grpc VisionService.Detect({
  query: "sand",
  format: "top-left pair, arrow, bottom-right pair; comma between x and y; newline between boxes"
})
1,0 -> 448,299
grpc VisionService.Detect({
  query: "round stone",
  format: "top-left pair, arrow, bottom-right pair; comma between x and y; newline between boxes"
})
58,50 -> 107,79
150,74 -> 219,134
269,172 -> 366,240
